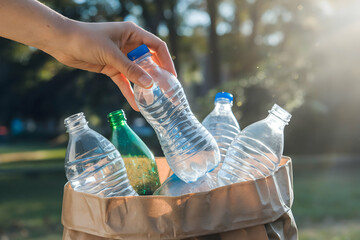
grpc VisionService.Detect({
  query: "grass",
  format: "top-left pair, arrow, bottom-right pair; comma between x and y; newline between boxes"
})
0,143 -> 66,240
0,169 -> 66,240
0,142 -> 64,154
299,222 -> 360,240
292,154 -> 360,224
0,141 -> 66,164
291,154 -> 360,240
1,143 -> 360,239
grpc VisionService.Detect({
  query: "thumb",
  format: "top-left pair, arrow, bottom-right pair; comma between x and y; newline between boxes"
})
109,48 -> 153,89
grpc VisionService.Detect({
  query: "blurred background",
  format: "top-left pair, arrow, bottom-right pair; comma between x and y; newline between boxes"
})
1,0 -> 360,239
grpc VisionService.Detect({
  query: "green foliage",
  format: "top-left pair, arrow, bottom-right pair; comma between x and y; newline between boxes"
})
1,0 -> 359,155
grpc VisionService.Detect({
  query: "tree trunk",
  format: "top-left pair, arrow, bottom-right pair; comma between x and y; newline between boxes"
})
152,0 -> 180,78
165,0 -> 180,75
206,0 -> 221,92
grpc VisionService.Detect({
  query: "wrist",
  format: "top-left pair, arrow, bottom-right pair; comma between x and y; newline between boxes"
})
37,16 -> 79,56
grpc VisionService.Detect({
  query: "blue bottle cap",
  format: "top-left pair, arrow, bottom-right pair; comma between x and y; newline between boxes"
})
215,92 -> 233,103
127,44 -> 150,61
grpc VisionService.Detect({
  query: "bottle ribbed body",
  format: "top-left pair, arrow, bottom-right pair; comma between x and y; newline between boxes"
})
202,97 -> 240,163
217,104 -> 291,185
108,110 -> 160,195
64,113 -> 138,197
132,52 -> 220,183
217,134 -> 278,185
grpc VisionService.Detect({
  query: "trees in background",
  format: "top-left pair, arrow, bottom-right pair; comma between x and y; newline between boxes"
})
1,0 -> 358,154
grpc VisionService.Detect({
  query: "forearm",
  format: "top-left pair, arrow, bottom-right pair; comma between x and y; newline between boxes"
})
0,0 -> 73,53
0,1 -> 175,110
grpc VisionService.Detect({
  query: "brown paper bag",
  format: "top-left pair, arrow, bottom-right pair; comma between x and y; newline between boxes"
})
62,157 -> 297,240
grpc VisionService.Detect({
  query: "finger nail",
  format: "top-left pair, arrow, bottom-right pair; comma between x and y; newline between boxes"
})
138,75 -> 153,88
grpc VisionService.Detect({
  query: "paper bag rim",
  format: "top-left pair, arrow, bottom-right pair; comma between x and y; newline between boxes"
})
61,156 -> 293,239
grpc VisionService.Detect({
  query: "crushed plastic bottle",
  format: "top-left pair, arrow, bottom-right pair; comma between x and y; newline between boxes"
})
202,92 -> 240,163
108,109 -> 161,195
64,112 -> 138,197
128,44 -> 220,183
217,104 -> 291,185
153,172 -> 217,196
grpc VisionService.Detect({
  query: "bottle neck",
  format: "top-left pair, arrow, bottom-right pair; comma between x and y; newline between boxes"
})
265,113 -> 287,131
214,99 -> 232,112
266,104 -> 291,129
136,53 -> 159,71
64,113 -> 89,134
108,110 -> 128,128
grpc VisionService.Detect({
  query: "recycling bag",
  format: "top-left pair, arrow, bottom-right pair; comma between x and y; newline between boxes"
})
61,157 -> 297,240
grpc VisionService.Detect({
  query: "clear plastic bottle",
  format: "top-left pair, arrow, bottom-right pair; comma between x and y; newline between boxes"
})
217,104 -> 291,185
202,92 -> 240,163
153,172 -> 217,196
108,109 -> 161,195
128,45 -> 220,183
64,112 -> 138,197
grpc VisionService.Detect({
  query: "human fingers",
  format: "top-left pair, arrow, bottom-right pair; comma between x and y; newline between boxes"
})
107,45 -> 153,89
110,73 -> 139,111
130,25 -> 177,77
100,65 -> 119,77
149,44 -> 177,77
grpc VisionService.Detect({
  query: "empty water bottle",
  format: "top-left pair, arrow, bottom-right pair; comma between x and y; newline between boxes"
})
128,44 -> 220,183
64,112 -> 138,197
153,173 -> 217,196
202,92 -> 240,163
217,104 -> 291,185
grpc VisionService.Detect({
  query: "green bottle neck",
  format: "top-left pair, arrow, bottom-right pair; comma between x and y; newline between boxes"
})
109,119 -> 127,128
108,110 -> 128,128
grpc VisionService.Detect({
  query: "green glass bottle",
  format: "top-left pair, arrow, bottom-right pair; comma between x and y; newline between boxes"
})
108,109 -> 160,195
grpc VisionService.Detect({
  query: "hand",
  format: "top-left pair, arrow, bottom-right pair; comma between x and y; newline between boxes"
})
45,20 -> 177,111
0,0 -> 175,111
